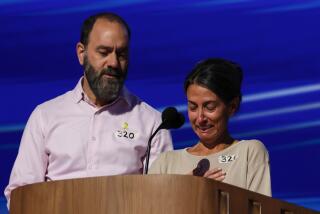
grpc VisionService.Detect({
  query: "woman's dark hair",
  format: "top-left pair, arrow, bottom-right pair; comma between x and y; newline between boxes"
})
184,58 -> 243,108
80,12 -> 131,47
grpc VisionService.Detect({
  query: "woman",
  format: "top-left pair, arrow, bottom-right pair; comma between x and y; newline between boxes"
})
149,58 -> 271,196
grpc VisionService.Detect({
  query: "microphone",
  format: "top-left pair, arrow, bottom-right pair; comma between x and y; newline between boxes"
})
144,107 -> 185,174
160,107 -> 185,129
193,159 -> 210,176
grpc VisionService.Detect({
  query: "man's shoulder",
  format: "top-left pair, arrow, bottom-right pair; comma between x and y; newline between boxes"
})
125,88 -> 161,117
37,90 -> 73,112
26,89 -> 74,126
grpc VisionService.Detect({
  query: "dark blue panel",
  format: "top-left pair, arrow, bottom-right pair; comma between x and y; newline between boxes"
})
1,0 -> 320,212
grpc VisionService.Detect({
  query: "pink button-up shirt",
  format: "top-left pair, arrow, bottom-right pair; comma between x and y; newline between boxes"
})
5,78 -> 173,204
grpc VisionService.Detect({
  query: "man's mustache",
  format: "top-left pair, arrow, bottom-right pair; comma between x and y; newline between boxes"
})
100,67 -> 124,79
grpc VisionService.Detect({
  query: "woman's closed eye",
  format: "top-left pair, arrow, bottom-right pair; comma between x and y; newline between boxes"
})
188,102 -> 197,111
205,103 -> 217,112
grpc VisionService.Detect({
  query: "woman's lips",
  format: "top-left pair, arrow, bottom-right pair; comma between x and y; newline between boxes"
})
196,125 -> 213,132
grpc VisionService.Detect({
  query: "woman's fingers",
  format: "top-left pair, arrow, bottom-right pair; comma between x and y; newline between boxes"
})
203,168 -> 226,181
203,167 -> 221,177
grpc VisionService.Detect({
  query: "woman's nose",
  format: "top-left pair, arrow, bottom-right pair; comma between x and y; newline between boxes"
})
197,109 -> 206,122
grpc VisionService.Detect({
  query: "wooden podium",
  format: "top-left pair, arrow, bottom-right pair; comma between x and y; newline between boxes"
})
10,175 -> 318,214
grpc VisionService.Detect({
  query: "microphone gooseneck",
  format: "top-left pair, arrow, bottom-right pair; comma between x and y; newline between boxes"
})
144,107 -> 185,174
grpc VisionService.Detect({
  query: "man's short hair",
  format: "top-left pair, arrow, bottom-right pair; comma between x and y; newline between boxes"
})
80,12 -> 131,47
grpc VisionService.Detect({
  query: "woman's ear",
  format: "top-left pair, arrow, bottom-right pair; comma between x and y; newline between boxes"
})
76,42 -> 85,65
228,97 -> 240,117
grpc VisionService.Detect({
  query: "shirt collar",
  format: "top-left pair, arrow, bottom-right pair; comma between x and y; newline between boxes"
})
71,77 -> 131,106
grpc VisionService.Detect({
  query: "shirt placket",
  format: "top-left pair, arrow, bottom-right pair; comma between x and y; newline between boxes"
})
87,111 -> 99,173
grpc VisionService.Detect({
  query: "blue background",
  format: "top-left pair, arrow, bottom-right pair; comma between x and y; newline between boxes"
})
1,0 -> 320,212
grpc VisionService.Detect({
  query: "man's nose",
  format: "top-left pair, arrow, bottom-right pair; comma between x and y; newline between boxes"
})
107,51 -> 119,69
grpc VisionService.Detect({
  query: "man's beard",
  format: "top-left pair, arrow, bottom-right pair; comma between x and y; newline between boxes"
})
83,56 -> 127,104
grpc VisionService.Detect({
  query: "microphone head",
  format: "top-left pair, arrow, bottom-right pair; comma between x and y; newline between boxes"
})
161,107 -> 185,129
193,158 -> 210,176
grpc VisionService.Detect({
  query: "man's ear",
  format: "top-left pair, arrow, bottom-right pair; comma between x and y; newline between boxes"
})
76,42 -> 85,65
228,97 -> 240,117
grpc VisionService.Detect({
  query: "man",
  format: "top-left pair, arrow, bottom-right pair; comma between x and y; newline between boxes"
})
4,12 -> 173,206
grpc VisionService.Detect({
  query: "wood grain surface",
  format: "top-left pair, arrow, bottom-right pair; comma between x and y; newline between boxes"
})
10,175 -> 318,214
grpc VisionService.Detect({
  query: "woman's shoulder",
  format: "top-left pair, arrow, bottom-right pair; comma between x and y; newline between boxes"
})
157,149 -> 186,161
237,139 -> 269,162
236,139 -> 268,151
149,149 -> 187,174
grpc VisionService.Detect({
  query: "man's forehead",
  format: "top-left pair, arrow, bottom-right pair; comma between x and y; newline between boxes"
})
92,18 -> 129,37
96,45 -> 128,52
87,19 -> 129,47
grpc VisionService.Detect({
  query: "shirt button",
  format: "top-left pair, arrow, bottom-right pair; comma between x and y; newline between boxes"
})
92,136 -> 96,141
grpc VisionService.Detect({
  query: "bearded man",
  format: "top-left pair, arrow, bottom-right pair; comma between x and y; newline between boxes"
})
4,12 -> 173,208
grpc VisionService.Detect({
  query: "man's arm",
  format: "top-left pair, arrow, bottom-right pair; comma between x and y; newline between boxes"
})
4,106 -> 48,208
148,129 -> 173,168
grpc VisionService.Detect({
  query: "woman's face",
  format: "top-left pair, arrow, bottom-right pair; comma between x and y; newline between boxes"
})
187,84 -> 236,145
